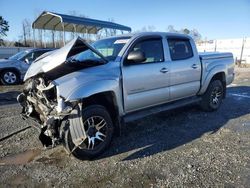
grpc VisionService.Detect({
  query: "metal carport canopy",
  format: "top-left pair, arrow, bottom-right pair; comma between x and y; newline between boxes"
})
32,11 -> 132,34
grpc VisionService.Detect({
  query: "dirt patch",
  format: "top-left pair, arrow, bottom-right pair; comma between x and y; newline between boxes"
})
0,85 -> 23,93
3,174 -> 48,188
0,149 -> 41,165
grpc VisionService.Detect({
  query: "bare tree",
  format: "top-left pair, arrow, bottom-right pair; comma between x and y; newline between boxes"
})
22,19 -> 32,46
22,20 -> 28,46
133,25 -> 156,33
0,16 -> 9,37
167,25 -> 177,33
0,16 -> 9,46
189,29 -> 202,42
181,28 -> 190,35
166,25 -> 202,42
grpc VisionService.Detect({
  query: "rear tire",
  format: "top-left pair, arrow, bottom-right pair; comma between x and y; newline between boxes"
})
63,105 -> 114,160
0,69 -> 20,85
200,80 -> 224,111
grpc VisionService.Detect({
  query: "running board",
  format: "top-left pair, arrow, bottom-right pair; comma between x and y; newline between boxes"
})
123,97 -> 202,123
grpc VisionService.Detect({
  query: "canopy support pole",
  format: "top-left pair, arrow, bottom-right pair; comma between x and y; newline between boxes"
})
62,22 -> 65,46
54,31 -> 57,48
52,30 -> 56,48
80,27 -> 85,38
40,29 -> 43,48
33,28 -> 36,48
105,29 -> 107,37
44,30 -> 47,48
85,28 -> 88,41
52,24 -> 58,48
74,25 -> 77,38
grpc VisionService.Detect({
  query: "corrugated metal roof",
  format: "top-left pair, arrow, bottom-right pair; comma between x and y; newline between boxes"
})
32,11 -> 131,34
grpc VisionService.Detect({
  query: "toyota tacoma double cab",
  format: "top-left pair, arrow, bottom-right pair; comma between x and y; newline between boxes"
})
17,32 -> 235,159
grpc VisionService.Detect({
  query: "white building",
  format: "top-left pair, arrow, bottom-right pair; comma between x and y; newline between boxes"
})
196,37 -> 250,64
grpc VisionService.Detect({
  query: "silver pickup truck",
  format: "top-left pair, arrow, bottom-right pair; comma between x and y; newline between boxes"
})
18,32 -> 234,159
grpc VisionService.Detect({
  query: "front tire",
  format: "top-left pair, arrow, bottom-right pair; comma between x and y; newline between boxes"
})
0,70 -> 20,85
63,105 -> 114,160
200,80 -> 224,111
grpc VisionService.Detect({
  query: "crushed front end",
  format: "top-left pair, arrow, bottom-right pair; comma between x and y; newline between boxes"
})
16,37 -> 110,154
17,76 -> 77,147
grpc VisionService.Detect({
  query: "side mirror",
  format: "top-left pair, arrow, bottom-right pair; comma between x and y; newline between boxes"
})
24,58 -> 29,64
126,50 -> 146,64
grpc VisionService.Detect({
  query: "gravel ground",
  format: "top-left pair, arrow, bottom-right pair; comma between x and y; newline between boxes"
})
0,68 -> 249,187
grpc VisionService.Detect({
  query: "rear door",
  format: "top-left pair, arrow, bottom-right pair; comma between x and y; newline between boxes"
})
167,37 -> 201,100
122,36 -> 170,112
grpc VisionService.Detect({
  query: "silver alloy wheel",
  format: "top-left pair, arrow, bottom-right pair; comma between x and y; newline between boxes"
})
211,87 -> 222,105
3,71 -> 17,84
83,116 -> 107,150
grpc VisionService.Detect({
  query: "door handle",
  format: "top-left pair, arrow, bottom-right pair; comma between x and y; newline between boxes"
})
191,64 -> 198,69
160,67 -> 169,73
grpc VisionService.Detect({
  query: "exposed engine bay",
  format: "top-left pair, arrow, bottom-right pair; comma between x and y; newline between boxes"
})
17,76 -> 77,147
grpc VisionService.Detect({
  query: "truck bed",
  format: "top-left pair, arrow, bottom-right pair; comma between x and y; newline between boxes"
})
198,51 -> 235,93
199,52 -> 233,60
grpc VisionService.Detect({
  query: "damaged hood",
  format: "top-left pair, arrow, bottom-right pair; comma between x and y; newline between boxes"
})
24,37 -> 107,81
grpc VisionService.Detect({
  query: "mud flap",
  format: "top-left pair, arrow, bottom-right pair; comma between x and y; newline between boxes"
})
68,105 -> 87,147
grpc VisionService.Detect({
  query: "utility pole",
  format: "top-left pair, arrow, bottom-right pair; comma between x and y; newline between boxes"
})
214,40 -> 217,52
33,28 -> 36,48
240,37 -> 246,64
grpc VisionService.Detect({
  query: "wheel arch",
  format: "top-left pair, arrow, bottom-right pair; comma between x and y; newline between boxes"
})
199,71 -> 226,98
0,67 -> 21,84
0,67 -> 21,76
211,72 -> 226,97
81,91 -> 122,135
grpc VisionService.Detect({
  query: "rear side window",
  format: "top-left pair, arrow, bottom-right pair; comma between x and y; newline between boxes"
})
34,51 -> 47,59
131,38 -> 164,63
167,38 -> 193,61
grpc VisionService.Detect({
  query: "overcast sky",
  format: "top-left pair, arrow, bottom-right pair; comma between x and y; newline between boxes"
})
1,0 -> 250,41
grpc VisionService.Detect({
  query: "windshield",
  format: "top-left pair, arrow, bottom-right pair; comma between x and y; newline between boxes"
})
92,36 -> 131,61
8,50 -> 30,60
68,48 -> 106,65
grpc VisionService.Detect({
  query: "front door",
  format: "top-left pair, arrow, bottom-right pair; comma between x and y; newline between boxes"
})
122,37 -> 170,112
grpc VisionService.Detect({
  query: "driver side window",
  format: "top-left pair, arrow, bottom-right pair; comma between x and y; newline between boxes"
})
24,52 -> 35,62
23,51 -> 45,63
131,38 -> 164,63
